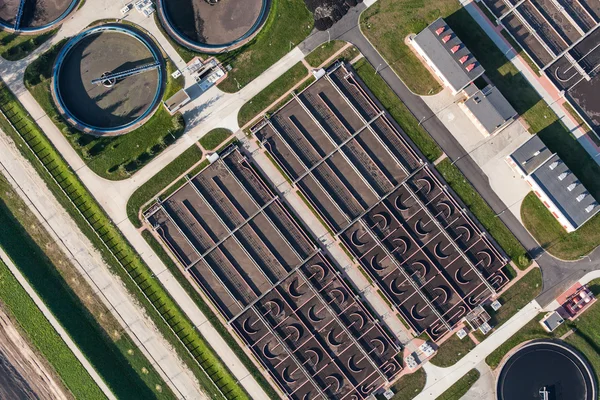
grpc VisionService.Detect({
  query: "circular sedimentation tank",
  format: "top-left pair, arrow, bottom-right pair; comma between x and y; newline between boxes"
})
157,0 -> 271,53
0,0 -> 79,33
497,340 -> 596,400
52,24 -> 164,136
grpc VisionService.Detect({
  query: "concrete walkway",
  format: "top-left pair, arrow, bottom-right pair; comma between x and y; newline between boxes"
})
459,362 -> 495,400
0,130 -> 205,399
0,248 -> 117,400
460,0 -> 600,164
415,300 -> 541,399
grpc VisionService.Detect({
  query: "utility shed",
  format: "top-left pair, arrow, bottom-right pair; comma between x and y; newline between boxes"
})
508,135 -> 600,232
411,18 -> 485,94
461,84 -> 518,136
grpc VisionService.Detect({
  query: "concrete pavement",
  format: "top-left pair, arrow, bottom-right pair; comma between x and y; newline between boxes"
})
0,131 -> 205,399
459,362 -> 495,400
0,248 -> 117,400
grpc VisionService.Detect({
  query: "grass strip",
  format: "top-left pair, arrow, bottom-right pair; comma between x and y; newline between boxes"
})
0,190 -> 173,399
436,159 -> 531,269
217,0 -> 313,92
141,231 -> 280,400
380,368 -> 426,400
435,369 -> 480,400
430,334 -> 476,368
0,258 -> 105,399
127,145 -> 204,227
24,40 -> 185,181
360,0 -> 460,95
296,190 -> 334,236
305,41 -> 347,67
199,128 -> 233,150
0,29 -> 57,61
353,58 -> 443,162
0,83 -> 248,400
238,62 -> 308,127
445,8 -> 600,258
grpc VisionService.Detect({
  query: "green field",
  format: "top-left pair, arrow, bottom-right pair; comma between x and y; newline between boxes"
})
199,128 -> 233,150
0,257 -> 105,399
0,29 -> 57,61
436,159 -> 531,269
24,40 -> 185,180
305,40 -> 347,67
430,334 -> 476,368
0,83 -> 248,400
353,59 -> 443,162
0,177 -> 174,399
444,8 -> 600,259
217,0 -> 313,92
381,368 -> 426,400
238,62 -> 308,127
360,0 -> 461,95
435,369 -> 480,400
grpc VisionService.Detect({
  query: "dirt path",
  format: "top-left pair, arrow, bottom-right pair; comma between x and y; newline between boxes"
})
0,306 -> 70,400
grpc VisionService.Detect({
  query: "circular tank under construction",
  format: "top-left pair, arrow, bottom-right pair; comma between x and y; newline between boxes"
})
497,340 -> 596,400
52,24 -> 165,136
0,0 -> 79,33
157,0 -> 271,53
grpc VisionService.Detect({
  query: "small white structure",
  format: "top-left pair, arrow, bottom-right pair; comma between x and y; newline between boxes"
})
491,300 -> 502,311
134,0 -> 154,17
383,389 -> 395,400
540,311 -> 565,333
404,354 -> 418,369
207,152 -> 220,164
456,328 -> 468,340
419,342 -> 435,358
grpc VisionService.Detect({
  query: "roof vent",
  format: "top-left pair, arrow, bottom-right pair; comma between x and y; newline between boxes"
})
451,44 -> 460,53
576,194 -> 586,202
549,161 -> 559,170
567,183 -> 577,191
558,172 -> 568,181
466,63 -> 476,72
435,26 -> 446,35
442,34 -> 452,43
585,204 -> 596,213
533,150 -> 540,157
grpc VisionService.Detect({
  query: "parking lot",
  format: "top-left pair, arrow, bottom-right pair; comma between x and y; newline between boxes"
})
145,148 -> 401,399
255,63 -> 509,341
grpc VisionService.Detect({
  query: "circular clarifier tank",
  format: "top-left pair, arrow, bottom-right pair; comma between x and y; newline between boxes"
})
0,0 -> 79,33
497,340 -> 596,400
52,24 -> 164,136
157,0 -> 271,53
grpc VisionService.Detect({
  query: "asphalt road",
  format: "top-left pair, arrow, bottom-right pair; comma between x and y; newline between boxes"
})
299,3 -> 600,307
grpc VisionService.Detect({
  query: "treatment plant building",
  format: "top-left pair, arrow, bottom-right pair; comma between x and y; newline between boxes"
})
508,136 -> 600,232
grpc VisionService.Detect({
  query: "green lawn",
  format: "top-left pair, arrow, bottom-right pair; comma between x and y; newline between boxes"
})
0,29 -> 57,61
0,84 -> 248,400
238,62 -> 308,127
199,128 -> 233,150
430,334 -> 476,368
360,0 -> 461,95
126,144 -> 205,227
521,193 -> 600,260
435,369 -> 480,400
436,159 -> 531,269
305,40 -> 347,67
353,58 -> 443,162
0,191 -> 173,399
445,8 -> 600,259
217,0 -> 313,93
474,268 -> 542,343
24,40 -> 186,180
382,368 -> 426,400
0,258 -> 105,399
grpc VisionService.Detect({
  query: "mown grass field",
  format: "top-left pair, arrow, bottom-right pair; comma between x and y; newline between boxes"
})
305,40 -> 347,67
380,368 -> 426,400
444,8 -> 600,260
0,29 -> 57,61
217,0 -> 313,92
435,369 -> 480,400
0,257 -> 105,399
360,0 -> 460,95
430,334 -> 476,368
0,83 -> 248,400
238,62 -> 308,127
0,182 -> 173,399
24,40 -> 185,180
199,128 -> 232,150
436,159 -> 531,269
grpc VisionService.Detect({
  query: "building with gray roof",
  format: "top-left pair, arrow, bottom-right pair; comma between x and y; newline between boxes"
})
411,18 -> 485,94
508,135 -> 600,232
461,84 -> 518,136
